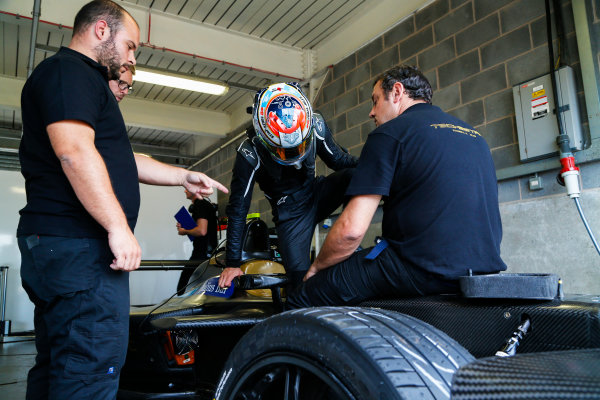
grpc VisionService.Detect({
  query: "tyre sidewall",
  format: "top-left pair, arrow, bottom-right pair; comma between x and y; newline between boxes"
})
215,312 -> 396,400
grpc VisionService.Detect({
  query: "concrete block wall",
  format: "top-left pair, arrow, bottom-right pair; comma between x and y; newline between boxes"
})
195,0 -> 600,294
314,0 -> 589,173
311,0 -> 600,294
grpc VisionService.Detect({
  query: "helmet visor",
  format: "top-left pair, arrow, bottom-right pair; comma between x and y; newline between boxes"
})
253,83 -> 313,166
259,131 -> 313,166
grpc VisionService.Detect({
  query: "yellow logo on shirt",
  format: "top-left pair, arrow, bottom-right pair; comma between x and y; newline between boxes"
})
430,123 -> 481,138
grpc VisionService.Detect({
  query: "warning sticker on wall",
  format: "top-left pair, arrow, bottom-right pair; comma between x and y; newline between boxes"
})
532,89 -> 545,98
531,95 -> 549,119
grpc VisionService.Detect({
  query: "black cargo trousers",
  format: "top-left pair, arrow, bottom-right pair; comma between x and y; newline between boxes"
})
19,235 -> 129,400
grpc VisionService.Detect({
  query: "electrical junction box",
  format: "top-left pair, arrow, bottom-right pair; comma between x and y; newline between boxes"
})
513,66 -> 584,162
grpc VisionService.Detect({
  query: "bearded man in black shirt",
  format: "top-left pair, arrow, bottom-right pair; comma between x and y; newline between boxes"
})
17,1 -> 226,397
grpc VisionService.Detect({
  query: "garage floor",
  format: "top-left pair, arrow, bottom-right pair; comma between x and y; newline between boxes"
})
0,335 -> 35,400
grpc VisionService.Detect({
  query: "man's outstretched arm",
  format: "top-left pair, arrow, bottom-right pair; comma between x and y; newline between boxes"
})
304,194 -> 381,281
134,154 -> 228,198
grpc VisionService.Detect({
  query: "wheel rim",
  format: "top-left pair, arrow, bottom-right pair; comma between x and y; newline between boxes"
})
225,352 -> 356,400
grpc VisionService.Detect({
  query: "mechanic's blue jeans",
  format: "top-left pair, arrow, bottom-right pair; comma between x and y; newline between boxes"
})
19,235 -> 130,400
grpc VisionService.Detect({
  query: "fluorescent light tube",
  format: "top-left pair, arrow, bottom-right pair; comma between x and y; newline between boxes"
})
134,69 -> 229,95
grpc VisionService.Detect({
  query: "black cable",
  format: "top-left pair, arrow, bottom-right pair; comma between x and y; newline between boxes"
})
545,0 -> 567,142
552,0 -> 566,68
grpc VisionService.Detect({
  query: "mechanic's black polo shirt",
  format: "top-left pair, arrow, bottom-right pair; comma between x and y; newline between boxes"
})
347,103 -> 506,279
18,47 -> 140,238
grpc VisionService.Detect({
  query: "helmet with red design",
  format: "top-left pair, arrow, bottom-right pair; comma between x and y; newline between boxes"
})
252,83 -> 313,167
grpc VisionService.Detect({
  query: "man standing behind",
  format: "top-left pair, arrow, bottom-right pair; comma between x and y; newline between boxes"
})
109,64 -> 134,102
287,65 -> 506,308
176,189 -> 218,294
17,1 -> 226,398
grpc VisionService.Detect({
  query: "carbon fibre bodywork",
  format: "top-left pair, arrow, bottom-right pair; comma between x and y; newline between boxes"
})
118,219 -> 600,399
361,295 -> 600,358
119,268 -> 600,399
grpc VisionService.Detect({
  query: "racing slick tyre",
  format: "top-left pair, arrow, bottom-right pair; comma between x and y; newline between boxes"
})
213,307 -> 474,400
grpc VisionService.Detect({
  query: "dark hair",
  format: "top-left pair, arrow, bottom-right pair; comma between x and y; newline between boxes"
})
374,65 -> 433,104
72,0 -> 132,36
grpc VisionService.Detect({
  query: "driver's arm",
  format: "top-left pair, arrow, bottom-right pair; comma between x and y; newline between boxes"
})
314,112 -> 358,170
220,150 -> 257,288
304,194 -> 381,281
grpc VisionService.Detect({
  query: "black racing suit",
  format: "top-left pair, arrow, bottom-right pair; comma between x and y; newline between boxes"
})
225,113 -> 358,286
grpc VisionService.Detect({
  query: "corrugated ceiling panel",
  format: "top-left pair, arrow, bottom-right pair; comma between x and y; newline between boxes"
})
284,0 -> 346,46
226,0 -> 268,32
250,0 -> 300,38
177,0 -> 202,19
212,0 -> 252,28
145,83 -> 166,100
180,91 -> 200,106
135,0 -> 154,7
190,0 -> 219,22
152,86 -> 174,102
164,87 -> 185,103
263,0 -> 317,42
163,0 -> 187,15
149,0 -> 171,12
235,0 -> 271,35
300,0 -> 366,48
203,0 -> 236,25
134,82 -> 154,98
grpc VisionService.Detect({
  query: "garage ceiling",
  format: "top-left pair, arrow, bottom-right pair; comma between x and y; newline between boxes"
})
0,0 -> 430,170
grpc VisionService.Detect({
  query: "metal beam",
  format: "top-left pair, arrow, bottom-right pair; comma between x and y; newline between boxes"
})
0,75 -> 230,137
1,0 -> 305,80
35,44 -> 267,93
120,97 -> 228,137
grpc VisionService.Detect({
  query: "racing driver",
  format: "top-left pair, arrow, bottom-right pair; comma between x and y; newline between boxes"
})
218,82 -> 357,289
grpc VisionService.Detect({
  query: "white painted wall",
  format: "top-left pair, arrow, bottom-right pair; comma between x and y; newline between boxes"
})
500,189 -> 600,295
0,170 -> 210,332
0,171 -> 30,333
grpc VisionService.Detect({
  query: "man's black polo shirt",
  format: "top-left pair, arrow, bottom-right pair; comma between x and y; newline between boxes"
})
347,103 -> 506,279
18,47 -> 140,238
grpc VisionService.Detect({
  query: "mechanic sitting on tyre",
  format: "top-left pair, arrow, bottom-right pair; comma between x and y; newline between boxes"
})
218,83 -> 357,289
286,65 -> 507,308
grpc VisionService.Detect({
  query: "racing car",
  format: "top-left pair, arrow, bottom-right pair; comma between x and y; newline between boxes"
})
118,217 -> 600,399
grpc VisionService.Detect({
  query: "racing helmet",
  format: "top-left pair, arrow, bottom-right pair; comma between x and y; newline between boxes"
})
252,83 -> 313,167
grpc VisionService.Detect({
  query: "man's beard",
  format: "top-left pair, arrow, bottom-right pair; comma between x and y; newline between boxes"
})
95,36 -> 122,80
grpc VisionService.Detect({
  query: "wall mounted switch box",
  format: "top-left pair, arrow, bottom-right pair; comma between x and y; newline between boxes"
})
528,175 -> 543,191
513,66 -> 584,162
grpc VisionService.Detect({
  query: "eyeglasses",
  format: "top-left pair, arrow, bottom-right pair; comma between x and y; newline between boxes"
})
117,80 -> 133,92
